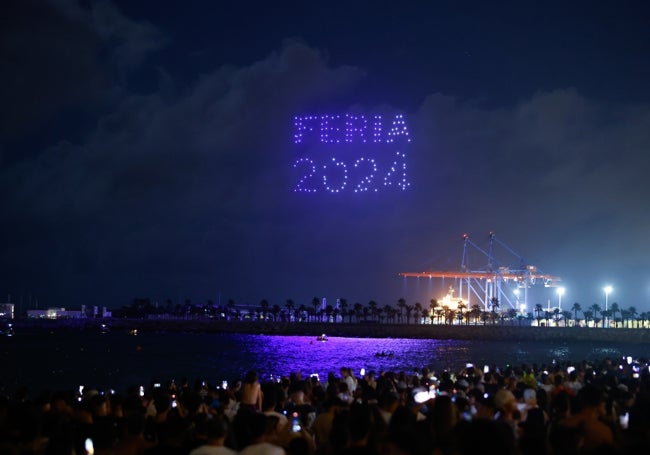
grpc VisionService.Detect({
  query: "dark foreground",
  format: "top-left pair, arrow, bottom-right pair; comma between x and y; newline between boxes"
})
1,342 -> 648,455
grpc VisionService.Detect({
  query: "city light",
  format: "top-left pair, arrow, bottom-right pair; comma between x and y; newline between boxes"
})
604,285 -> 613,311
557,287 -> 565,311
604,285 -> 613,328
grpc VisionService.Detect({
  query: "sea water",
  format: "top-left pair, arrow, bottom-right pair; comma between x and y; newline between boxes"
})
1,331 -> 644,395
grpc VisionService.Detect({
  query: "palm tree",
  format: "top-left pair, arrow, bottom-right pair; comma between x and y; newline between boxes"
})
405,304 -> 414,324
589,303 -> 602,327
429,299 -> 439,324
441,305 -> 450,324
620,309 -> 631,328
271,304 -> 281,321
571,302 -> 582,327
397,298 -> 406,323
285,299 -> 295,322
601,310 -> 613,328
639,311 -> 648,329
457,302 -> 467,325
414,302 -> 422,324
368,300 -> 378,322
447,309 -> 457,325
583,310 -> 593,327
311,297 -> 321,322
470,304 -> 481,325
610,302 -> 620,327
293,304 -> 307,322
353,302 -> 363,322
544,310 -> 552,327
628,306 -> 638,328
383,304 -> 394,324
325,305 -> 334,322
561,310 -> 572,327
375,307 -> 383,324
435,308 -> 444,324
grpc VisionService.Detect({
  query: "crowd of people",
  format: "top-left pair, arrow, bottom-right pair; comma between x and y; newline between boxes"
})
1,357 -> 650,454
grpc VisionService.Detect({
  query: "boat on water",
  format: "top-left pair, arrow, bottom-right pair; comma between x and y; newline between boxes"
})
374,351 -> 394,358
316,333 -> 328,342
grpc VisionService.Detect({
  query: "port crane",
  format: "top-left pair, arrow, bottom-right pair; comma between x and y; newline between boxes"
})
399,232 -> 561,312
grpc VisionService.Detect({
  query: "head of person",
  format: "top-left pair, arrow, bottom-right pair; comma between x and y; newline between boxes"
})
494,389 -> 518,415
206,415 -> 230,444
523,388 -> 537,406
378,389 -> 399,413
244,370 -> 259,384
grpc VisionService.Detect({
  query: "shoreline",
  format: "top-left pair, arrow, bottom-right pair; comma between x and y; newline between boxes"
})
10,318 -> 650,343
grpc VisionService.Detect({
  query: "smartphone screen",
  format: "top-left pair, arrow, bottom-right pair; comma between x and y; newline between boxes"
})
619,412 -> 629,429
84,438 -> 94,455
291,412 -> 301,432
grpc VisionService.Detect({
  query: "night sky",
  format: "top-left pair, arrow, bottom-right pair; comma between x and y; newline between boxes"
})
2,0 -> 650,313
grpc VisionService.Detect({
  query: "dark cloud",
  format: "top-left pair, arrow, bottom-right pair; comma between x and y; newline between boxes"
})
1,2 -> 649,312
0,0 -> 164,155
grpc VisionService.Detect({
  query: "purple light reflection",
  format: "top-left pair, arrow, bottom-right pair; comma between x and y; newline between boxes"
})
228,335 -> 472,381
3,332 -> 640,394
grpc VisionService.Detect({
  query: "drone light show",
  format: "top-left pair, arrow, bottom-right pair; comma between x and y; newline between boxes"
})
292,113 -> 412,193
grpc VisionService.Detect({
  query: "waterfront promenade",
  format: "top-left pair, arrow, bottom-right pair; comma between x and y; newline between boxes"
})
11,318 -> 650,344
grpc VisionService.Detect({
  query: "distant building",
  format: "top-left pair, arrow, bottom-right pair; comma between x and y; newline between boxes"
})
26,306 -> 112,319
0,303 -> 14,319
27,308 -> 80,319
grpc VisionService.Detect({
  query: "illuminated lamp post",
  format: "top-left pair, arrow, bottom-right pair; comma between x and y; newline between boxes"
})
604,285 -> 612,328
556,287 -> 565,326
557,287 -> 565,311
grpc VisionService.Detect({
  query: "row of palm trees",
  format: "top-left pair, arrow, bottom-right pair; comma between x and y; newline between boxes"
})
548,301 -> 642,328
118,297 -> 650,328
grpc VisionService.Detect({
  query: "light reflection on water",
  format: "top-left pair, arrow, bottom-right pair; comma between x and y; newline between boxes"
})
1,331 -> 646,394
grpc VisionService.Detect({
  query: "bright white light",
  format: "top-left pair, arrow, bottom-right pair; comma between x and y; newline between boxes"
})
556,287 -> 565,312
603,285 -> 613,320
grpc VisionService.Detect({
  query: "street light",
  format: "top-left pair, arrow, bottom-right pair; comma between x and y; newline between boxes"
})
604,285 -> 613,328
557,287 -> 565,311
